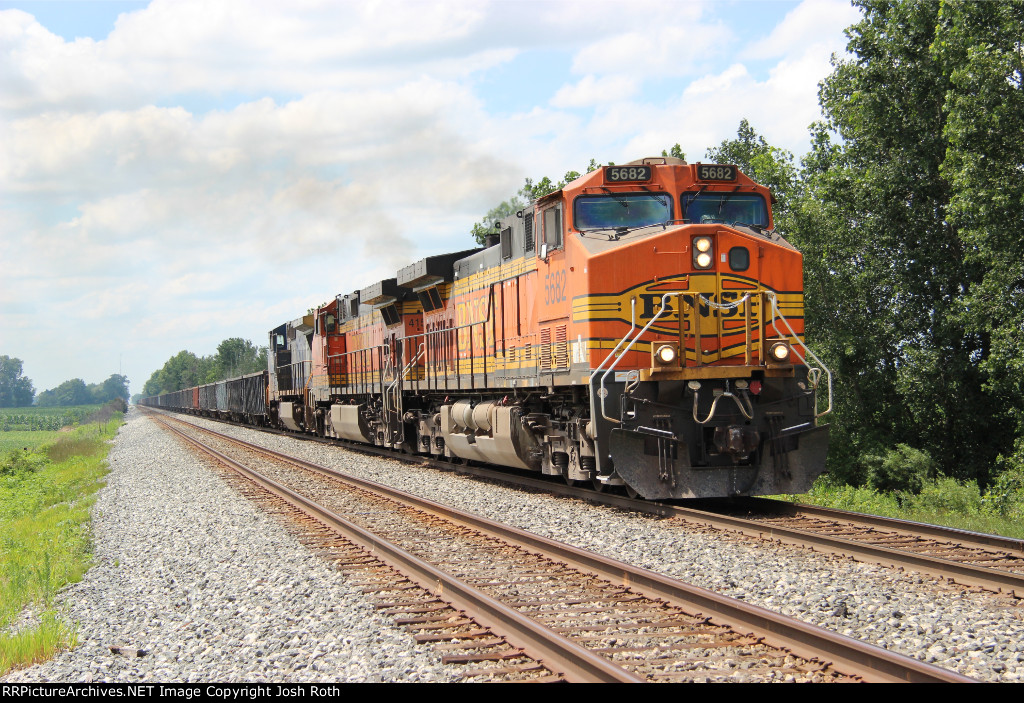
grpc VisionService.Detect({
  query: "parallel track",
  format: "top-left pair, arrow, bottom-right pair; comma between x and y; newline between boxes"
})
308,427 -> 1024,597
148,410 -> 974,683
456,463 -> 1024,597
695,497 -> 1024,594
149,408 -> 1024,597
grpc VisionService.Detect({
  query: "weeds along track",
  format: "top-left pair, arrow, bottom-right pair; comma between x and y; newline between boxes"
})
150,412 -> 972,683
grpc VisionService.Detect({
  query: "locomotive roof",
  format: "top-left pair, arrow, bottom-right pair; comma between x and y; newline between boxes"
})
398,248 -> 480,289
360,278 -> 408,307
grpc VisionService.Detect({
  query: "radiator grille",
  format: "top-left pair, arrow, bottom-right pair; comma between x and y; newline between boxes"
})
540,328 -> 552,370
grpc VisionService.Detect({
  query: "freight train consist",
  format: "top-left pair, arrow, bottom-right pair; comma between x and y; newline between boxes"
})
142,157 -> 832,499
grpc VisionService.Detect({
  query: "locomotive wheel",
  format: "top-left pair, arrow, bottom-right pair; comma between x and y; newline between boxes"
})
561,465 -> 577,487
591,476 -> 605,493
624,484 -> 639,499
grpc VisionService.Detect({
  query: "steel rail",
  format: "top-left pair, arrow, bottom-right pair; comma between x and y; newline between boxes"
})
347,452 -> 1024,597
307,434 -> 1024,597
156,417 -> 643,683
731,497 -> 1024,555
144,408 -> 1024,598
553,469 -> 1024,597
658,500 -> 1024,598
159,414 -> 974,683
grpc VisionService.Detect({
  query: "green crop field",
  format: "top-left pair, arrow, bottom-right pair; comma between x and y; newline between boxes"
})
0,431 -> 56,455
0,406 -> 101,433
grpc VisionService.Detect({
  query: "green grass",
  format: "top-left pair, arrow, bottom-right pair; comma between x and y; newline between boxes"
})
0,612 -> 78,674
0,410 -> 121,675
779,474 -> 1024,540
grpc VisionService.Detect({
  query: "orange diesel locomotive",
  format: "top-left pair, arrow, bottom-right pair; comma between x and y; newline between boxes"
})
259,156 -> 831,499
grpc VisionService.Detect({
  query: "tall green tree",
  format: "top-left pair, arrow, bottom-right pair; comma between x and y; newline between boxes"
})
141,371 -> 164,398
470,166 -> 600,244
797,0 -> 1001,483
215,338 -> 265,379
661,144 -> 686,161
0,356 -> 35,407
95,374 -> 130,403
470,194 -> 526,245
142,338 -> 267,396
148,350 -> 213,395
935,0 -> 1024,472
706,120 -> 798,231
35,374 -> 130,407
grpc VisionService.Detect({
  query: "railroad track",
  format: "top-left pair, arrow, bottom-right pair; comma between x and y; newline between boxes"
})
692,497 -> 1024,594
146,408 -> 1024,599
147,410 -> 972,683
334,431 -> 1024,598
466,467 -> 1024,598
328,436 -> 1024,598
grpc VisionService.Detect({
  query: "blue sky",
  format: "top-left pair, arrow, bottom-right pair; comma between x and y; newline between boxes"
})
0,0 -> 860,395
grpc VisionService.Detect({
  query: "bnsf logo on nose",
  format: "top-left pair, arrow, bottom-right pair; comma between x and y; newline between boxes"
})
638,293 -> 748,320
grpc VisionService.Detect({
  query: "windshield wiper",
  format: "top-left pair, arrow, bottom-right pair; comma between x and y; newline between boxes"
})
577,225 -> 629,240
600,187 -> 630,209
578,221 -> 673,240
682,186 -> 708,223
715,190 -> 740,220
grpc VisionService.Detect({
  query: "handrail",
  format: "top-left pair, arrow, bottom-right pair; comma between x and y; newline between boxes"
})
387,342 -> 426,394
682,292 -> 753,366
682,290 -> 832,418
325,323 -> 490,395
588,298 -> 637,384
271,359 -> 311,395
765,291 -> 833,417
380,343 -> 398,443
319,343 -> 389,397
596,293 -> 684,423
326,296 -> 495,394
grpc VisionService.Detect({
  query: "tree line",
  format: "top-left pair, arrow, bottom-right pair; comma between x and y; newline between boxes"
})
142,337 -> 268,398
36,375 -> 129,408
0,356 -> 34,407
471,2 -> 1024,490
0,355 -> 130,408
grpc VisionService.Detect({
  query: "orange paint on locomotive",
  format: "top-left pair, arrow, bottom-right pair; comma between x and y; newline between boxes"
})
435,161 -> 805,378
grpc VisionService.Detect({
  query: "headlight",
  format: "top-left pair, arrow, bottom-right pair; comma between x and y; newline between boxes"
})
693,236 -> 713,269
769,342 -> 791,363
655,344 -> 677,366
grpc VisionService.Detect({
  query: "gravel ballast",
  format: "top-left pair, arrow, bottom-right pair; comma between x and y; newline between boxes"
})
4,408 -> 1023,682
2,409 -> 457,683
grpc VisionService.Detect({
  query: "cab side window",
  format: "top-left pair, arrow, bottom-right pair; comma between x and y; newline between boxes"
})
543,204 -> 563,249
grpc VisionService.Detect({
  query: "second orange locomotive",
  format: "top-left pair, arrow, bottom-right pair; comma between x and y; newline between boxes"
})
267,156 -> 831,499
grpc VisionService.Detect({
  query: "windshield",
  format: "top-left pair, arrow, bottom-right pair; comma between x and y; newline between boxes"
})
574,193 -> 673,231
682,192 -> 768,227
